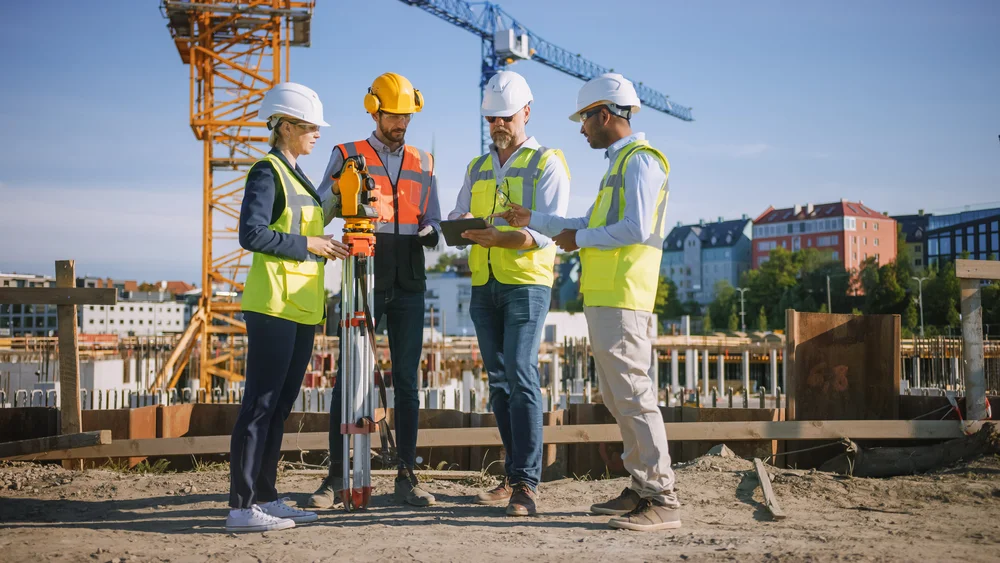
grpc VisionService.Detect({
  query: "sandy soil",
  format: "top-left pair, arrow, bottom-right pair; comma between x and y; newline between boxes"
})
2,454 -> 999,563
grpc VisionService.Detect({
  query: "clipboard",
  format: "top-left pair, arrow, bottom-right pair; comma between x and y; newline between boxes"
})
440,217 -> 489,247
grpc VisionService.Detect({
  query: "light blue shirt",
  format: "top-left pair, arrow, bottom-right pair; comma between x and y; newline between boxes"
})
448,136 -> 570,250
528,132 -> 667,249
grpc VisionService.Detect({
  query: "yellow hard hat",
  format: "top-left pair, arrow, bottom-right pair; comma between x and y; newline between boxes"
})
364,73 -> 424,115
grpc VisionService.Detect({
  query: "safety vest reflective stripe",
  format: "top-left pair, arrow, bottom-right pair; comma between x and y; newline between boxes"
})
338,140 -> 433,233
466,146 -> 565,288
242,154 -> 326,324
579,140 -> 670,312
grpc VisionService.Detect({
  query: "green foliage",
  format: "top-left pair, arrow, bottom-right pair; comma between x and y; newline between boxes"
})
728,303 -> 740,331
654,276 -> 686,319
757,305 -> 768,331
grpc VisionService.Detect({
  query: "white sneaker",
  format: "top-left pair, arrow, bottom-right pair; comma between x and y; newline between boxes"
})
259,498 -> 319,524
226,504 -> 296,533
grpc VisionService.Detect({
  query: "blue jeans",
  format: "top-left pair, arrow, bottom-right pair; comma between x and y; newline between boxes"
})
470,278 -> 550,489
329,286 -> 425,473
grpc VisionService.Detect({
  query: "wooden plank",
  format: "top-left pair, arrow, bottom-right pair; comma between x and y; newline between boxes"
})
785,310 -> 900,467
56,260 -> 83,471
960,279 -> 988,420
956,259 -> 1000,280
0,287 -> 117,306
11,421 -> 991,461
0,430 -> 111,459
753,457 -> 787,520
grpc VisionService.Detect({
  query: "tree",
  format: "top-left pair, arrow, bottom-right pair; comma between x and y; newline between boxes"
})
728,303 -> 740,331
903,298 -> 919,333
702,314 -> 712,334
757,305 -> 768,331
654,276 -> 685,320
708,280 -> 736,330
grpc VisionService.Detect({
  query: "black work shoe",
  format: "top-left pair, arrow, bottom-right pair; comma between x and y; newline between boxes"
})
608,498 -> 682,531
590,487 -> 641,516
505,483 -> 537,516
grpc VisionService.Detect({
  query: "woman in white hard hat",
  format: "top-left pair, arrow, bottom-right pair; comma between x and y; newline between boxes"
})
226,82 -> 348,533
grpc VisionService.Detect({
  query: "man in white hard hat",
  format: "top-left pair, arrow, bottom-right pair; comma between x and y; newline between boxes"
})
450,70 -> 570,516
494,73 -> 681,531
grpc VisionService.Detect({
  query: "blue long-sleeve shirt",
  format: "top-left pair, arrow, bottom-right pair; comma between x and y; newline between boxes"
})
238,148 -> 322,262
528,133 -> 667,249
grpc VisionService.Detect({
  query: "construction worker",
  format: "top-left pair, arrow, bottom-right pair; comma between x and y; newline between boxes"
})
228,83 -> 347,533
308,72 -> 441,508
451,70 -> 570,516
494,73 -> 681,531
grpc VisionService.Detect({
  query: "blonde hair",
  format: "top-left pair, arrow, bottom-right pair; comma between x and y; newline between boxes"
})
267,115 -> 286,148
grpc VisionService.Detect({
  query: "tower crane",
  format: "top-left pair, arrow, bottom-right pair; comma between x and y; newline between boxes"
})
398,0 -> 694,152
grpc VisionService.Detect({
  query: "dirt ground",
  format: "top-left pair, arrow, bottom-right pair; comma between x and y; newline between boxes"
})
2,454 -> 1000,563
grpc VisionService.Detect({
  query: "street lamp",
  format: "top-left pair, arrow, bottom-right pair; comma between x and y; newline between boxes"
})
912,276 -> 928,338
736,287 -> 750,331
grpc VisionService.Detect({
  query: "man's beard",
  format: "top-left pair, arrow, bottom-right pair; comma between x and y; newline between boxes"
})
381,124 -> 406,144
491,128 -> 514,150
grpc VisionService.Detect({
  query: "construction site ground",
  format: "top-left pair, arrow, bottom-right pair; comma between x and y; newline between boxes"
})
2,454 -> 999,563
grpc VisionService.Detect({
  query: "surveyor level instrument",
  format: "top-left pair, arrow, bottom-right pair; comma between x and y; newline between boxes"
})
336,156 -> 416,511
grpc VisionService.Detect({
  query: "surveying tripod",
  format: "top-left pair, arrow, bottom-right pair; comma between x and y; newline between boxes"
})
336,156 -> 414,510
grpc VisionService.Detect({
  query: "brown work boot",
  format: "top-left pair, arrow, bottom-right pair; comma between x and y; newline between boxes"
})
590,487 -> 640,516
394,476 -> 436,507
475,479 -> 512,505
608,498 -> 682,531
505,482 -> 537,516
306,476 -> 344,509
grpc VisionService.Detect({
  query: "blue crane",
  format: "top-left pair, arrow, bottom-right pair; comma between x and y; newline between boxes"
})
398,0 -> 694,153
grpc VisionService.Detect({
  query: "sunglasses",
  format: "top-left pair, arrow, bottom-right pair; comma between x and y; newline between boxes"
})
579,106 -> 606,122
495,183 -> 511,207
286,120 -> 320,133
485,115 -> 515,124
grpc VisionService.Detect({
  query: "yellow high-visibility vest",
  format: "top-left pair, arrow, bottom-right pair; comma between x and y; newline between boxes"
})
466,146 -> 569,287
579,140 -> 669,311
242,153 -> 326,324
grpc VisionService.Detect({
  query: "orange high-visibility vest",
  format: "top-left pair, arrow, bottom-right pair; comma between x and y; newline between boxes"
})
337,140 -> 434,235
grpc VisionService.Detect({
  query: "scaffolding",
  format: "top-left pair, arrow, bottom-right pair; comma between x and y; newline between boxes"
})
152,0 -> 314,390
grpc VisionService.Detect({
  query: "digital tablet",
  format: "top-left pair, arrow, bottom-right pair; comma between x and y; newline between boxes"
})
440,218 -> 489,247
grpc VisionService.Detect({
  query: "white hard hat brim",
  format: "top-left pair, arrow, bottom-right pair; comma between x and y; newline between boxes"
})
481,104 -> 528,118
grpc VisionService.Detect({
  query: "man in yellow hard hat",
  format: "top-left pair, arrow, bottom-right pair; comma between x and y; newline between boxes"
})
309,72 -> 441,509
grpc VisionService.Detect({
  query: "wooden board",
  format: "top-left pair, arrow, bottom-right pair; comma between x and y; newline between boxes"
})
0,287 -> 117,306
753,457 -> 787,520
681,407 -> 782,463
0,430 -> 111,459
56,261 -> 83,471
10,420 -> 989,461
956,259 -> 1000,280
785,310 -> 900,467
0,408 -> 60,444
81,406 -> 157,468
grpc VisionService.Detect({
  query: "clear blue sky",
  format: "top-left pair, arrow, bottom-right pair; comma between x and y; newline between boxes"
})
1,0 -> 997,282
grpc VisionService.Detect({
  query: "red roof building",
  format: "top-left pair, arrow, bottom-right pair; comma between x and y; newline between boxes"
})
752,200 -> 897,273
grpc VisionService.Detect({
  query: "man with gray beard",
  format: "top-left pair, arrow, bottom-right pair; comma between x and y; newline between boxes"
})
448,70 -> 570,516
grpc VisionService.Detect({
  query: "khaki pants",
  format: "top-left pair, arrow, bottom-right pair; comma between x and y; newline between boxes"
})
584,306 -> 679,507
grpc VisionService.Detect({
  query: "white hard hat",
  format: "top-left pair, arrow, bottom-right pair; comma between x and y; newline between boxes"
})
481,71 -> 533,117
569,73 -> 641,122
258,82 -> 330,127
